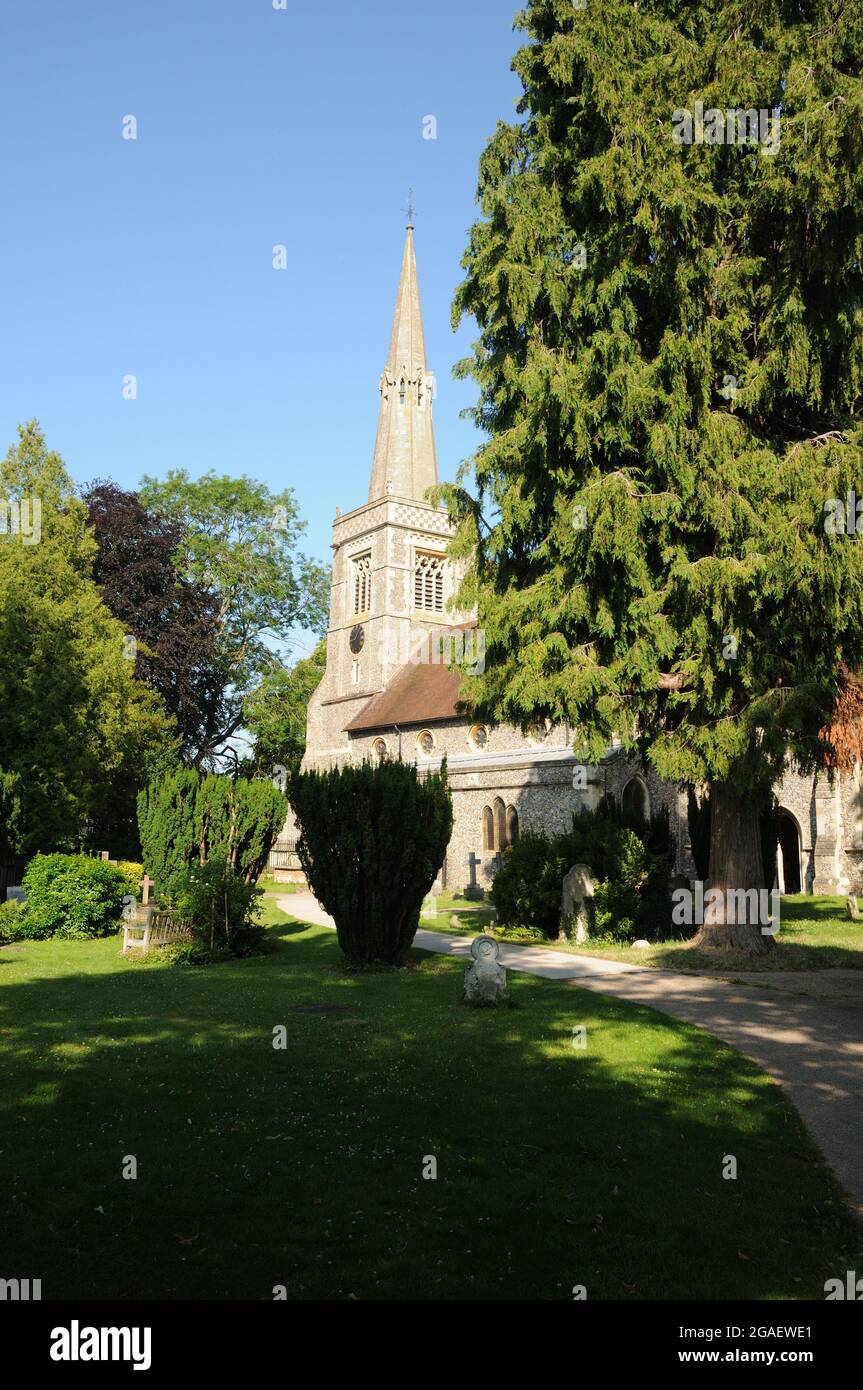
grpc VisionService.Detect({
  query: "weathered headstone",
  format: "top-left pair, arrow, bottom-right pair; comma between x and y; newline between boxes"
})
847,894 -> 860,921
5,886 -> 26,904
463,936 -> 508,1006
561,863 -> 594,942
464,851 -> 484,901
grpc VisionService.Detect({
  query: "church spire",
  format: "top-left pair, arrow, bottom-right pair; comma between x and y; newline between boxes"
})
368,219 -> 438,503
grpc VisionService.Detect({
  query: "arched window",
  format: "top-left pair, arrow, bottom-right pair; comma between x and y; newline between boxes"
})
399,379 -> 406,405
482,806 -> 494,851
414,552 -> 445,612
417,729 -> 435,756
372,738 -> 388,764
493,798 -> 506,852
505,805 -> 519,846
353,552 -> 371,614
470,724 -> 489,751
622,776 -> 650,826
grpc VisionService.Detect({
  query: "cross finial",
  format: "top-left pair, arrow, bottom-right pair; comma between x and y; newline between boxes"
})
405,188 -> 415,227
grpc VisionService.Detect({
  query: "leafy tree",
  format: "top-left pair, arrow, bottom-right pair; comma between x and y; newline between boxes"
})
288,759 -> 453,967
243,639 -> 327,773
138,470 -> 329,768
84,482 -> 223,763
0,423 -> 174,857
443,1 -> 863,953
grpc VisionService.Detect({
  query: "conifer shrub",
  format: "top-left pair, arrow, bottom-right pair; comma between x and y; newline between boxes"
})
137,770 -> 287,897
289,758 -> 453,966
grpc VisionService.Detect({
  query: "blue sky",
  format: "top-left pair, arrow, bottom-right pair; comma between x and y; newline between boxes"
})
0,0 -> 524,644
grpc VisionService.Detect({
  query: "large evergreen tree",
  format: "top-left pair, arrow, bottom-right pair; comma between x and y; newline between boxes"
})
444,1 -> 863,951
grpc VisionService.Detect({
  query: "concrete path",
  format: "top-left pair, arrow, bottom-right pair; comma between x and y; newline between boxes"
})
278,893 -> 863,1212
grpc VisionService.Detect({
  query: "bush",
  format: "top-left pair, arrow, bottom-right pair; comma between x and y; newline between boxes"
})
491,802 -> 674,943
289,758 -> 453,967
137,771 -> 286,897
0,899 -> 38,942
21,854 -> 127,940
116,860 -> 144,898
172,857 -> 263,957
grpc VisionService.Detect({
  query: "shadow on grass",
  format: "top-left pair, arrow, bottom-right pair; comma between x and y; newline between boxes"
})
0,916 -> 860,1302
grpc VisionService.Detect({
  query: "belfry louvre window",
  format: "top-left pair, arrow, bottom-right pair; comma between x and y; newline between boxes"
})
414,552 -> 445,612
353,552 -> 371,614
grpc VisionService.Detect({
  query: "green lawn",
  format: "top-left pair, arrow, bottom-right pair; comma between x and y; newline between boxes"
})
1,899 -> 859,1300
425,896 -> 863,974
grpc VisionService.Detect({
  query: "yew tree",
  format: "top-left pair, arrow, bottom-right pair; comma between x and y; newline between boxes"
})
445,0 -> 863,951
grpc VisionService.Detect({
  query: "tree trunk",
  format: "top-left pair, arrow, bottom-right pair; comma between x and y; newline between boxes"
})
693,780 -> 775,954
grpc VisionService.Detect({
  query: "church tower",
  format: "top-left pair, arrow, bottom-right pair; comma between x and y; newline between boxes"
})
303,218 -> 467,770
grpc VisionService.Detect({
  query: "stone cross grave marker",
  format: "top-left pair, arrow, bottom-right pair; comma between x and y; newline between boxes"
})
464,851 -> 484,901
139,874 -> 155,906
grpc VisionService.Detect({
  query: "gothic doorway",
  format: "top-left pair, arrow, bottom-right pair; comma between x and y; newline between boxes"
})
776,811 -> 801,894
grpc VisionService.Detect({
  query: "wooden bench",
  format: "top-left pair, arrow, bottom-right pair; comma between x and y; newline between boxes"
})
122,907 -> 190,953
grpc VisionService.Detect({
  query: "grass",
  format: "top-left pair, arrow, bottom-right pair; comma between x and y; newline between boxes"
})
1,899 -> 860,1301
424,896 -> 863,974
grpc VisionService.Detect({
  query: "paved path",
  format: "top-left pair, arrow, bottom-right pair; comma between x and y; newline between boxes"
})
278,893 -> 863,1211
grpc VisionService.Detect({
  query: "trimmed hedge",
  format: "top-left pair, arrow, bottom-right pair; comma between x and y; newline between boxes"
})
21,854 -> 127,940
137,771 -> 287,898
289,758 -> 452,966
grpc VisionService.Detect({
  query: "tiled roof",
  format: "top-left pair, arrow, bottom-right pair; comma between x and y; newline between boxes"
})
344,637 -> 475,733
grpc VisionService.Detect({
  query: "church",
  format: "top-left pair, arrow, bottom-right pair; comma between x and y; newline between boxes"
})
283,219 -> 863,900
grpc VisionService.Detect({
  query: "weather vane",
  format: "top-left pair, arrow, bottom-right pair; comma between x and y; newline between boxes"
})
405,188 -> 415,225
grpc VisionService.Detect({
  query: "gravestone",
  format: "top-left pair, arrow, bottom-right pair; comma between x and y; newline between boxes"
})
139,874 -> 155,906
847,895 -> 860,921
561,863 -> 594,942
464,851 -> 484,901
420,893 -> 439,922
5,886 -> 26,904
463,936 -> 508,1006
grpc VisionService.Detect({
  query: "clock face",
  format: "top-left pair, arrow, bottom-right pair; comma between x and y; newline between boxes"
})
349,624 -> 365,654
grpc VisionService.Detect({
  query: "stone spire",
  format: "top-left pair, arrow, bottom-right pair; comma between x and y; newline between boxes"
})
368,220 -> 438,503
